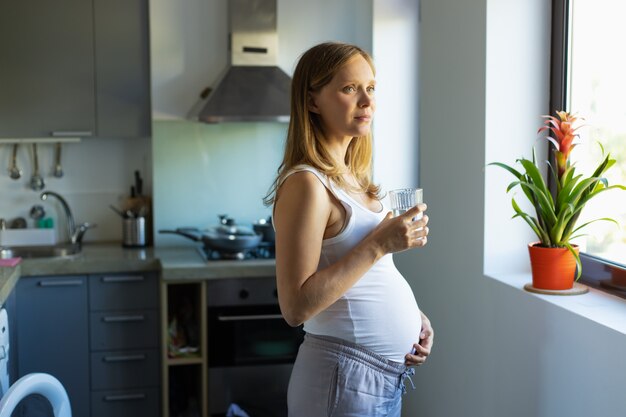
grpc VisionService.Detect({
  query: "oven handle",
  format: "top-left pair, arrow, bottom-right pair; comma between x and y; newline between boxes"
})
217,313 -> 284,322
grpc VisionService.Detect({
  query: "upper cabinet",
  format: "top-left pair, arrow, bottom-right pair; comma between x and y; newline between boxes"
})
0,0 -> 151,139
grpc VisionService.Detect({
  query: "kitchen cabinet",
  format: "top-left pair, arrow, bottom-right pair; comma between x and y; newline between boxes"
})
0,0 -> 150,139
15,271 -> 160,417
89,272 -> 161,417
16,275 -> 90,417
161,281 -> 208,417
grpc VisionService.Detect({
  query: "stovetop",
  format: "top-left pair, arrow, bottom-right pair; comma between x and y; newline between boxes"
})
198,241 -> 275,262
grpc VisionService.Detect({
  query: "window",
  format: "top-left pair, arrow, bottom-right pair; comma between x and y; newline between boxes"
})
552,0 -> 626,296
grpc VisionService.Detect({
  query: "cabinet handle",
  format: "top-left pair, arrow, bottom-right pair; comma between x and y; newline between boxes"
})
38,279 -> 83,287
101,275 -> 145,283
103,354 -> 146,362
51,131 -> 93,137
102,314 -> 145,323
217,313 -> 284,322
103,393 -> 146,402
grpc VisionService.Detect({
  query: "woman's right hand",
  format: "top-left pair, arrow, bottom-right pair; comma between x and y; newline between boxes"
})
368,204 -> 429,255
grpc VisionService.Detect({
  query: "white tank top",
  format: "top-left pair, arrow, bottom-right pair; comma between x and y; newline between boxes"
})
280,165 -> 422,363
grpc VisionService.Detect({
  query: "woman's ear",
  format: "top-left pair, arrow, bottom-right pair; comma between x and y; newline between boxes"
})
307,92 -> 320,114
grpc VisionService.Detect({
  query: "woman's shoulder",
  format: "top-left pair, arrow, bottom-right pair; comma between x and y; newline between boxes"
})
283,164 -> 326,180
280,168 -> 327,195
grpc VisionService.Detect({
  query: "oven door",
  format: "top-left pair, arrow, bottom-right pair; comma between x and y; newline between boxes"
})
208,304 -> 303,416
208,304 -> 303,367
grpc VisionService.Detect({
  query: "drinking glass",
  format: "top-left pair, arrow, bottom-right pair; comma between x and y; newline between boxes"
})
388,188 -> 423,219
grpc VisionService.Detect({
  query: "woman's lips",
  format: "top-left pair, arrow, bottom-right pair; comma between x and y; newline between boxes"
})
354,115 -> 371,122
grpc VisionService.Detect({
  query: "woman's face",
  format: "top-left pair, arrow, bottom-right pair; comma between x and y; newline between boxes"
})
308,54 -> 376,142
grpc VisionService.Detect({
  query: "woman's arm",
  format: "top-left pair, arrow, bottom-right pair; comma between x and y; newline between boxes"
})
274,171 -> 428,326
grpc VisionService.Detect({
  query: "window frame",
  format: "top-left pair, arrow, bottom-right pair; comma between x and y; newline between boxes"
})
550,0 -> 626,299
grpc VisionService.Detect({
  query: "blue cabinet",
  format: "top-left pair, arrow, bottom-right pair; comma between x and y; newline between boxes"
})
14,272 -> 160,417
16,275 -> 90,417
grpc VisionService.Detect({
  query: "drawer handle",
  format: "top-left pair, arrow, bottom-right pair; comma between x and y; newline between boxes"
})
102,314 -> 145,323
103,393 -> 146,402
217,313 -> 284,322
51,131 -> 93,137
39,279 -> 83,287
103,354 -> 146,362
101,275 -> 145,283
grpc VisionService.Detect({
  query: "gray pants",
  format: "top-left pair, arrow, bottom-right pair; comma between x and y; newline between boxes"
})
288,333 -> 415,417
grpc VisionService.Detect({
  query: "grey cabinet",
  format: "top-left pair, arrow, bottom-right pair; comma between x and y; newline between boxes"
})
89,272 -> 161,417
15,271 -> 160,417
16,275 -> 90,417
0,0 -> 150,139
0,0 -> 96,138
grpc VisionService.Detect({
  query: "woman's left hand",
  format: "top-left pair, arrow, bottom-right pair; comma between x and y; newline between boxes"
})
405,311 -> 434,367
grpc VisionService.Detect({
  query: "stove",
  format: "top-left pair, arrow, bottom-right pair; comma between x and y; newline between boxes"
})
197,241 -> 275,261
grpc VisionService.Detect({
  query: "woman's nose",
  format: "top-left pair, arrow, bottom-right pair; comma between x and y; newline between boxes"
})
358,91 -> 373,107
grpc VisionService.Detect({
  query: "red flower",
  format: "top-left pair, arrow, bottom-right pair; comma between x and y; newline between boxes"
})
537,111 -> 583,177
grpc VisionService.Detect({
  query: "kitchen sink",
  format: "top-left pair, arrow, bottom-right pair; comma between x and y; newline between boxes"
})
0,243 -> 81,259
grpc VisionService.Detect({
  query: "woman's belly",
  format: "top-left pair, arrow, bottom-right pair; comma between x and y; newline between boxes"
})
304,258 -> 422,363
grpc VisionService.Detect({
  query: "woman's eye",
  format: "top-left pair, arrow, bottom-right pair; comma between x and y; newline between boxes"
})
343,86 -> 356,93
367,86 -> 376,93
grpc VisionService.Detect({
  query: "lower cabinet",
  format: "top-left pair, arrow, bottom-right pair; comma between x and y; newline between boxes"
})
16,275 -> 90,417
16,271 -> 160,417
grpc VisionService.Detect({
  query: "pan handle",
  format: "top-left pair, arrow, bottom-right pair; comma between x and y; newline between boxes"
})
158,228 -> 203,242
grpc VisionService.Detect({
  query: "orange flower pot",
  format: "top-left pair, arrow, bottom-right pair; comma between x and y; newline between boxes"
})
528,243 -> 579,290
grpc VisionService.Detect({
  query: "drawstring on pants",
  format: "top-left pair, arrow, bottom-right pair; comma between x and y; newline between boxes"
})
399,368 -> 416,394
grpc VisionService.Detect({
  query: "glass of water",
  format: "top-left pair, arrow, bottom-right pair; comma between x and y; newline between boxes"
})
388,188 -> 423,218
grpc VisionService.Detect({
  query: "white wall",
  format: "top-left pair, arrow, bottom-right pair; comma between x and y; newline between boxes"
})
398,0 -> 626,416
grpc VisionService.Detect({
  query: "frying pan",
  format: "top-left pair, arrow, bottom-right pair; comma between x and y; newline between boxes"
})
159,227 -> 262,255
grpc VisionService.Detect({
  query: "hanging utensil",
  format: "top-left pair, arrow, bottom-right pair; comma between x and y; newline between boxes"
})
29,204 -> 46,221
109,205 -> 126,218
8,143 -> 21,180
30,143 -> 45,191
53,142 -> 64,178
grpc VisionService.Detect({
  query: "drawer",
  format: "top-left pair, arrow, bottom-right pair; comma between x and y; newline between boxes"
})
89,272 -> 158,311
90,310 -> 159,350
91,388 -> 159,417
91,349 -> 160,390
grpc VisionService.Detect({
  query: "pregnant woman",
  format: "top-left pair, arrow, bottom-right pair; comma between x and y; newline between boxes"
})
264,42 -> 434,417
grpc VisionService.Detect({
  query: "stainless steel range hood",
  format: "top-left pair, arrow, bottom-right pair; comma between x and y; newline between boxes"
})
190,0 -> 291,123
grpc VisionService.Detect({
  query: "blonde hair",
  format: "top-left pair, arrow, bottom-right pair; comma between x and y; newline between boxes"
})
263,42 -> 381,206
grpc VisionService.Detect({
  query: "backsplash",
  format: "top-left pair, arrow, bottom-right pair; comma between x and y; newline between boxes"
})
153,121 -> 285,247
0,137 -> 151,243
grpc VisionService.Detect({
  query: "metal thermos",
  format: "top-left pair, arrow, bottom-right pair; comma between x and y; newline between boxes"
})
123,217 -> 146,247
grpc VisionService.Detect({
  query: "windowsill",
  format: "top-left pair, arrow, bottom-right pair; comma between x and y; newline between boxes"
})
484,272 -> 626,336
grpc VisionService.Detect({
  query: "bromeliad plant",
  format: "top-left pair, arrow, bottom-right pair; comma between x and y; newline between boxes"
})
490,111 -> 626,279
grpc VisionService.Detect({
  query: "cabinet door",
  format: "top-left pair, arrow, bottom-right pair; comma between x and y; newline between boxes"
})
0,0 -> 96,138
94,0 -> 151,138
16,275 -> 90,417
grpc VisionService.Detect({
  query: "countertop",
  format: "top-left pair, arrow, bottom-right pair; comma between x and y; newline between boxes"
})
0,264 -> 19,306
0,243 -> 276,301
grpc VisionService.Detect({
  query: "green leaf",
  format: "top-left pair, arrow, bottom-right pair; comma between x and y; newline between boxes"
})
564,242 -> 582,280
568,217 -> 619,238
518,181 -> 558,227
487,162 -> 523,180
519,158 -> 555,208
511,198 -> 549,244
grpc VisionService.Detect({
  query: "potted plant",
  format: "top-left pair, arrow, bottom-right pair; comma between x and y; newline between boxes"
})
490,111 -> 626,290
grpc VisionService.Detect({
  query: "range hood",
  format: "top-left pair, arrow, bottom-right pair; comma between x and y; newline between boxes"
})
190,0 -> 291,123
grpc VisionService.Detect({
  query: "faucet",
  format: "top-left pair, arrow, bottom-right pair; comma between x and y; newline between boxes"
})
40,191 -> 94,245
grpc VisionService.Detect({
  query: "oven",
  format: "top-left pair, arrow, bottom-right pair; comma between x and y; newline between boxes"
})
207,276 -> 304,417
